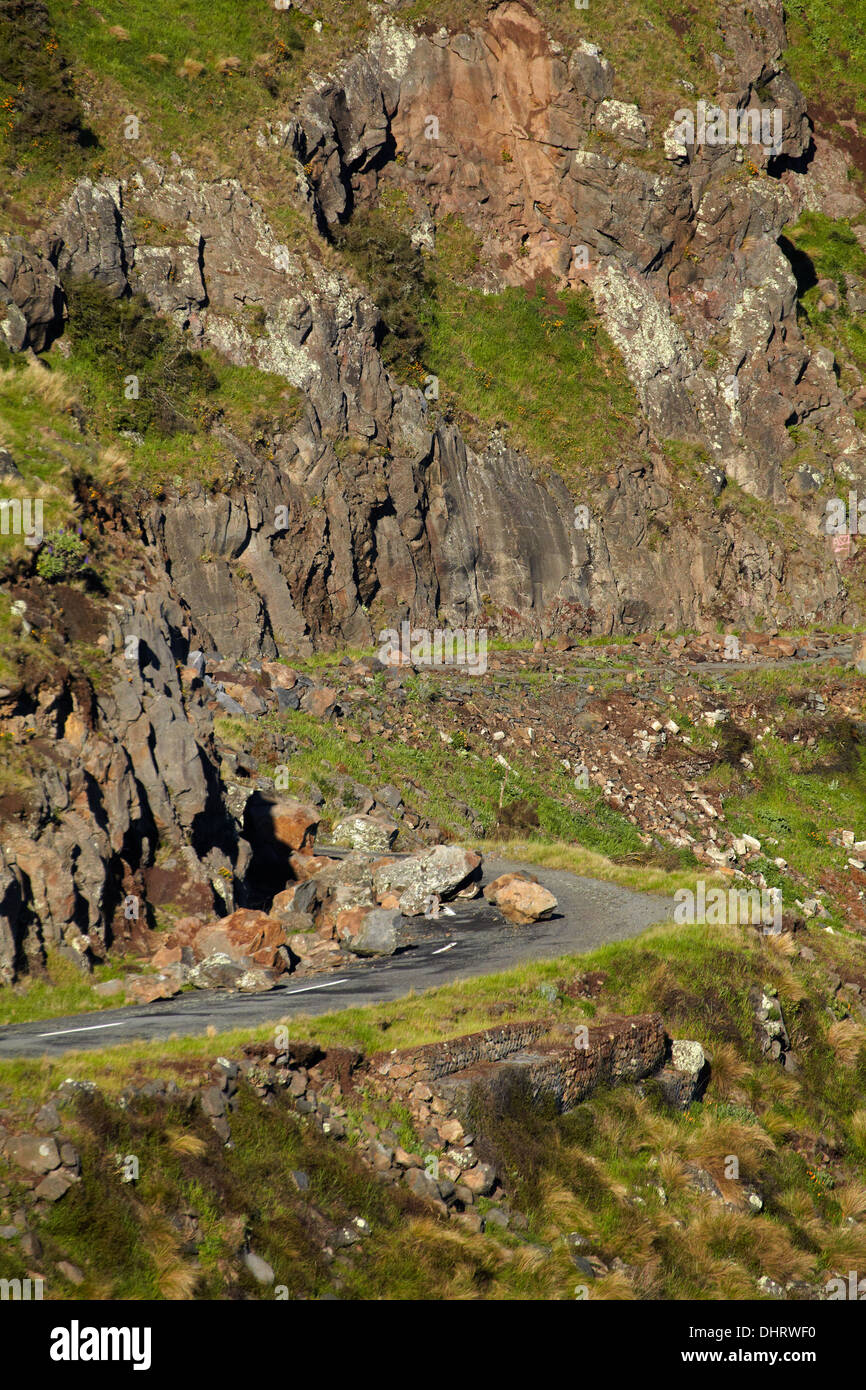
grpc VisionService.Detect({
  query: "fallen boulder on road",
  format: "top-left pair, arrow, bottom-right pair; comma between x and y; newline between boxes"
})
484,873 -> 557,924
348,908 -> 401,957
373,845 -> 482,915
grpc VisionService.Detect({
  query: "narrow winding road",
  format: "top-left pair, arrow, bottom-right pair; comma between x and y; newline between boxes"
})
0,857 -> 674,1059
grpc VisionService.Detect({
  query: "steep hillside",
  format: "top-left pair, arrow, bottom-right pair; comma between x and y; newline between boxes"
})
1,0 -> 866,1313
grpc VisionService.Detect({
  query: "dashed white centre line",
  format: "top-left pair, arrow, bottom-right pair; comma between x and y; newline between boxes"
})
431,942 -> 458,955
32,980 -> 352,1038
282,979 -> 350,996
36,1020 -> 128,1039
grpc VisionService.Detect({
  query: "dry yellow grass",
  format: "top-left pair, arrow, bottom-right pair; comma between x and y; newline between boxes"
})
96,443 -> 130,486
139,1209 -> 199,1300
166,1127 -> 207,1158
819,1222 -> 866,1268
3,359 -> 77,413
107,24 -> 130,41
763,931 -> 798,959
178,58 -> 207,80
850,1107 -> 866,1146
682,1116 -> 775,1184
590,1271 -> 637,1300
536,1178 -> 594,1238
657,1148 -> 690,1196
828,1018 -> 866,1065
704,1042 -> 752,1102
836,1181 -> 866,1222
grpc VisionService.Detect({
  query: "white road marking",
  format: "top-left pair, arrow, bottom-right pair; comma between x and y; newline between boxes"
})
36,1020 -> 128,1039
431,942 -> 457,955
282,979 -> 349,996
31,978 -> 352,1038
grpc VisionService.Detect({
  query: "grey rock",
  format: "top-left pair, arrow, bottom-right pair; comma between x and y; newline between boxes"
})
189,954 -> 246,990
243,1250 -> 275,1284
348,909 -> 400,957
7,1135 -> 61,1174
0,232 -> 64,351
332,815 -> 398,853
373,845 -> 481,915
54,179 -> 133,298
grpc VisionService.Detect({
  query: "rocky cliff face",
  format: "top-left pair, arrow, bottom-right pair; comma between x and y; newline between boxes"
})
1,0 -> 865,981
3,3 -> 864,654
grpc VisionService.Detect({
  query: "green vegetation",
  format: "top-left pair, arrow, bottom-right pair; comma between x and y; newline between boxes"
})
0,950 -> 137,1028
0,281 -> 304,586
784,0 -> 866,123
422,249 -> 641,487
63,277 -> 218,436
35,527 -> 91,582
725,728 -> 866,906
786,212 -> 866,289
0,0 -> 93,171
47,0 -> 307,158
215,703 -> 664,863
2,913 -> 866,1299
59,278 -> 303,495
331,200 -> 642,487
783,211 -> 866,379
337,206 -> 432,375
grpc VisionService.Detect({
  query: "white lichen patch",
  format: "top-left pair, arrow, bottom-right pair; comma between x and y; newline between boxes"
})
593,261 -> 691,383
369,17 -> 418,81
595,99 -> 648,148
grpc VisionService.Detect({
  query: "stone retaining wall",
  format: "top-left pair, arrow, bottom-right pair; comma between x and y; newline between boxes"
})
435,1015 -> 668,1115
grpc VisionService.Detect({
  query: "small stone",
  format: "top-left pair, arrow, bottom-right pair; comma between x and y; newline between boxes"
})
35,1104 -> 61,1133
34,1171 -> 74,1202
757,1275 -> 786,1299
7,1136 -> 61,1174
484,1207 -> 510,1229
670,1040 -> 706,1077
461,1163 -> 497,1196
243,1251 -> 275,1285
200,1087 -> 226,1118
19,1230 -> 42,1260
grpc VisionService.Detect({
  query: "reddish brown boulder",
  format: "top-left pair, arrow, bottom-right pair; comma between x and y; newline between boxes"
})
485,874 -> 557,925
335,906 -> 370,941
150,942 -> 183,970
290,852 -> 336,881
270,800 -> 320,850
261,662 -> 297,690
271,886 -> 299,914
125,974 -> 181,1004
483,871 -> 540,900
300,686 -> 338,719
195,909 -> 290,973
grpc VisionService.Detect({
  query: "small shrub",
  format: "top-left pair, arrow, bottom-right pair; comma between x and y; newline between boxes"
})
336,208 -> 432,375
0,0 -> 93,160
36,528 -> 92,582
63,277 -> 217,433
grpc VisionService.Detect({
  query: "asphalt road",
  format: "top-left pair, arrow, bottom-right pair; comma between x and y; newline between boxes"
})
0,857 -> 674,1059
